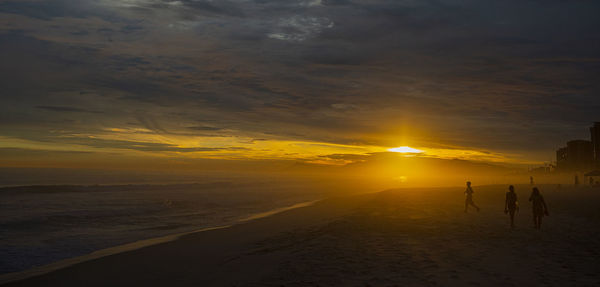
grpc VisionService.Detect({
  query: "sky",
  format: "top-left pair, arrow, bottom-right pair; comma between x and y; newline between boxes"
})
1,0 -> 600,173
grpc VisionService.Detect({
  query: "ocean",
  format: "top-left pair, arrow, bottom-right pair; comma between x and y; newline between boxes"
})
0,178 -> 327,274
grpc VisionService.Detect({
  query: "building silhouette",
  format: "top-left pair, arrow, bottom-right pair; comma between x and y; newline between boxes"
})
591,122 -> 600,168
567,140 -> 593,170
556,147 -> 568,170
555,122 -> 599,172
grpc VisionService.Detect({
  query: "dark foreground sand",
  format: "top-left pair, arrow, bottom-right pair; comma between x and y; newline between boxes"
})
4,185 -> 600,286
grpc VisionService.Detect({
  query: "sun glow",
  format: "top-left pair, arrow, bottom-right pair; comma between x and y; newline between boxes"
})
388,146 -> 423,154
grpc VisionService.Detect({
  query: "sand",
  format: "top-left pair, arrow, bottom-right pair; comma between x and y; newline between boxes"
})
3,184 -> 600,286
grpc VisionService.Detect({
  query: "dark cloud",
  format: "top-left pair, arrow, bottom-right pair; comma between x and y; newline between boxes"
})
56,137 -> 230,153
182,0 -> 245,17
186,126 -> 223,131
135,115 -> 168,134
0,0 -> 95,20
36,106 -> 103,114
0,147 -> 93,155
1,0 -> 600,162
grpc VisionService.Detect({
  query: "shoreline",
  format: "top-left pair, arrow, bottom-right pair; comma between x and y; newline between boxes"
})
0,199 -> 322,285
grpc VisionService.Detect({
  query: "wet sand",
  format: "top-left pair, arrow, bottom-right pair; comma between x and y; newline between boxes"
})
4,185 -> 600,286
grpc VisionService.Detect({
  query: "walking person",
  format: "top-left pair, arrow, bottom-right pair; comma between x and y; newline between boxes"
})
529,187 -> 549,229
464,181 -> 480,213
504,185 -> 519,228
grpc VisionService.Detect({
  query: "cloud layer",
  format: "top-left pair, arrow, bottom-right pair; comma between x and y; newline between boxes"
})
1,0 -> 600,167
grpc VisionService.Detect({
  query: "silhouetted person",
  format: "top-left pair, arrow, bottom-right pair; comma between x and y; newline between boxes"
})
529,187 -> 549,229
504,185 -> 518,228
530,176 -> 534,185
464,181 -> 480,213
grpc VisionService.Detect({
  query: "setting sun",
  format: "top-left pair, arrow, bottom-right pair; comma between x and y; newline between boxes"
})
388,146 -> 423,154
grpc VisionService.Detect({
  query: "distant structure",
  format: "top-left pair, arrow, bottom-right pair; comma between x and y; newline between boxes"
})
555,140 -> 593,171
568,140 -> 593,169
555,122 -> 599,172
556,147 -> 567,170
591,122 -> 600,168
530,165 -> 552,173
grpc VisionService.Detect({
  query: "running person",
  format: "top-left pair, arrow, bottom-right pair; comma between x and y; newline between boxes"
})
464,181 -> 480,213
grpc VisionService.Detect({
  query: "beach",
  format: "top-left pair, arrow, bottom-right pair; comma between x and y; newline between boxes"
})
4,185 -> 600,286
0,181 -> 338,274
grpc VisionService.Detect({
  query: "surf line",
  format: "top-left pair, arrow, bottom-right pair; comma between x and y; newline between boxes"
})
0,199 -> 322,285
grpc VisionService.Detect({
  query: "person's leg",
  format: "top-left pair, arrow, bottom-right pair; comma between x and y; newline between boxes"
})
465,199 -> 469,212
471,201 -> 480,211
509,210 -> 515,228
